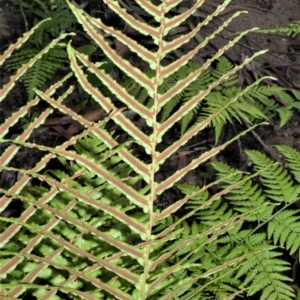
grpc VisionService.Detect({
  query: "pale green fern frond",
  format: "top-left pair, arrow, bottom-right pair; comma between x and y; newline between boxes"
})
1,0 -> 300,299
256,21 -> 300,38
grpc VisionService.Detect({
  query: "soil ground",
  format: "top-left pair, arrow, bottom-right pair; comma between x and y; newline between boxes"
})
224,0 -> 300,68
0,0 -> 23,53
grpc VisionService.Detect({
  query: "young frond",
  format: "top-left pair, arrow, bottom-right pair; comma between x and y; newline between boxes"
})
212,57 -> 237,83
256,21 -> 300,38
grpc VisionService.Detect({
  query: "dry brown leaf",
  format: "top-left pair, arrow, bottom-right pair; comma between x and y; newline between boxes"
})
66,108 -> 105,136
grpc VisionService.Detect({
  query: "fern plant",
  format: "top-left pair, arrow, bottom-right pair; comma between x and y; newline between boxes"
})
181,146 -> 300,299
256,21 -> 300,38
9,0 -> 77,46
4,0 -> 77,100
121,52 -> 300,142
0,1 -> 299,299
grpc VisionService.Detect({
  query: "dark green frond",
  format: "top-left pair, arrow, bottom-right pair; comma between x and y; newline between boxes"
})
27,0 -> 76,47
5,46 -> 68,100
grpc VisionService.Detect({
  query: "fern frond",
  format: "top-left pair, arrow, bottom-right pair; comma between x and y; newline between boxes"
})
236,249 -> 294,300
268,209 -> 300,255
212,161 -> 274,222
5,46 -> 68,100
0,19 -> 50,67
276,107 -> 293,127
246,150 -> 300,204
3,0 -> 76,101
212,56 -> 238,84
160,62 -> 201,121
256,21 -> 300,38
14,0 -> 77,47
276,145 -> 300,183
120,53 -> 297,142
1,1 -> 299,299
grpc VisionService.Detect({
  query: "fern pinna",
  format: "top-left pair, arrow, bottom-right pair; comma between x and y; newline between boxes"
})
4,0 -> 76,100
0,1 -> 299,300
122,57 -> 299,142
181,147 -> 300,299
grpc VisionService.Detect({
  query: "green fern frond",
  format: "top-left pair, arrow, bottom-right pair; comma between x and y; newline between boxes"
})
17,0 -> 76,47
256,21 -> 300,38
247,150 -> 300,203
178,182 -> 234,225
276,145 -> 300,183
197,199 -> 235,225
3,0 -> 76,101
5,46 -> 68,100
120,55 -> 297,142
212,161 -> 274,222
120,69 -> 155,107
276,107 -> 293,127
235,249 -> 294,300
212,56 -> 238,84
180,109 -> 196,135
243,85 -> 278,107
268,209 -> 300,255
160,62 -> 201,122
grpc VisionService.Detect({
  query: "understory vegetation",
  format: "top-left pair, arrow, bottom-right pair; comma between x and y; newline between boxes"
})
0,1 -> 300,299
